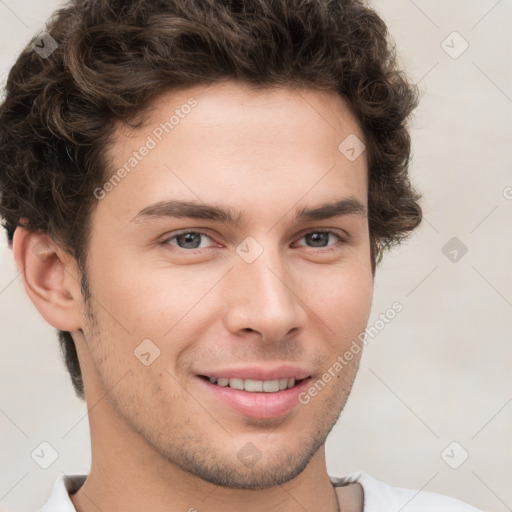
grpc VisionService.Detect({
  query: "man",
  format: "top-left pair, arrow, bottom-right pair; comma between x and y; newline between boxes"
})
0,0 -> 483,510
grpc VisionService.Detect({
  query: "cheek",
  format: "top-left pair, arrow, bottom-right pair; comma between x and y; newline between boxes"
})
87,223 -> 373,343
86,251 -> 189,335
298,259 -> 373,340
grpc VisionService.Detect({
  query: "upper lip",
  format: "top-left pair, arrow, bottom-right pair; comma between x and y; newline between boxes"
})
197,365 -> 312,381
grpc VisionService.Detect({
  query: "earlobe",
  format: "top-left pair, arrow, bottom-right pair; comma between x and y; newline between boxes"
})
12,227 -> 83,332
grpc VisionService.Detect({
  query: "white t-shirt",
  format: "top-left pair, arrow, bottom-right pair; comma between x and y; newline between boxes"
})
40,471 -> 483,511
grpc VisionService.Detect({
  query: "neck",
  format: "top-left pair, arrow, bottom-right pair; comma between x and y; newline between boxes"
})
71,452 -> 341,512
70,397 -> 342,512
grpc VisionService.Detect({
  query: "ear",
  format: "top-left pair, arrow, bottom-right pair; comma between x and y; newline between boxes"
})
12,227 -> 83,332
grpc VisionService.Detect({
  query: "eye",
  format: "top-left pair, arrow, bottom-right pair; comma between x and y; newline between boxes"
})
161,229 -> 346,253
163,230 -> 216,250
292,230 -> 344,250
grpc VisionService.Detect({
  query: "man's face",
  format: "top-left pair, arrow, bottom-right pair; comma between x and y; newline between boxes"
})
78,81 -> 373,488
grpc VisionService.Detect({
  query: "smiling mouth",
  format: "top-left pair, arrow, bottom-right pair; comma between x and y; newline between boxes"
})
198,375 -> 310,393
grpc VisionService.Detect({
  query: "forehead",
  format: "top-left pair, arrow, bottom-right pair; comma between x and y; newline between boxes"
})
100,81 -> 368,226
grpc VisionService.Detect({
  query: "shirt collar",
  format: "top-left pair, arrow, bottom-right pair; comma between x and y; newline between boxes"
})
40,472 -> 370,511
40,474 -> 86,512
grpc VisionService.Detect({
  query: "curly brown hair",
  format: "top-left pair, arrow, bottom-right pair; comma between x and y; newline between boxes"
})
0,0 -> 421,400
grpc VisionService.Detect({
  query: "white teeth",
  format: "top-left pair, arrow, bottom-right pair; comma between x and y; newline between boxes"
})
244,379 -> 263,392
207,376 -> 303,392
262,380 -> 280,392
228,378 -> 244,391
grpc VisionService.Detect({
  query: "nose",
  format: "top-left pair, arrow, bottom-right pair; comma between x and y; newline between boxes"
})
222,240 -> 307,343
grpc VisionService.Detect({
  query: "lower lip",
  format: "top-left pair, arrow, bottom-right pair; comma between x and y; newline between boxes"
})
195,376 -> 312,419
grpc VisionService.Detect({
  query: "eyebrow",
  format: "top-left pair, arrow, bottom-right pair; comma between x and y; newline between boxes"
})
130,197 -> 367,225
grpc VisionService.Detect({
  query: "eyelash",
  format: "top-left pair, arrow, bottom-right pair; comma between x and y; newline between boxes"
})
161,229 -> 347,253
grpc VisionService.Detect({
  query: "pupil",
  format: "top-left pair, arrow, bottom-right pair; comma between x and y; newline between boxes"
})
178,233 -> 201,249
307,232 -> 329,247
175,233 -> 329,249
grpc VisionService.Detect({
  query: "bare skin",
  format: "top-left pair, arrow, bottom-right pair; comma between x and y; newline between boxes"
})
14,81 -> 371,512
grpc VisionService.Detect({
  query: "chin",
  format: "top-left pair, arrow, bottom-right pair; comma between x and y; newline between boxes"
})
186,450 -> 316,489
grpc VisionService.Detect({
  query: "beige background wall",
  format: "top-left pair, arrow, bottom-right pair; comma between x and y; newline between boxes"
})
1,1 -> 511,511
